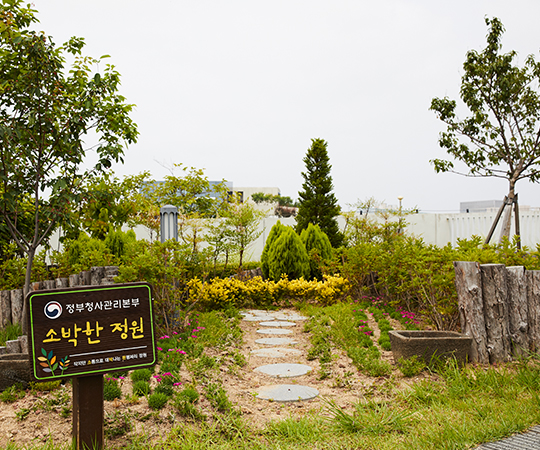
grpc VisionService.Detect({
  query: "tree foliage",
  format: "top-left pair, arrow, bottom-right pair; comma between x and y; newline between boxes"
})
430,17 -> 540,237
296,138 -> 342,247
300,223 -> 333,280
267,226 -> 309,282
260,221 -> 286,279
0,0 -> 138,314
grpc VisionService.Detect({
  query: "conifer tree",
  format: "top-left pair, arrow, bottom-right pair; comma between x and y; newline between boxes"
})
300,223 -> 333,280
296,139 -> 343,247
261,221 -> 286,278
267,227 -> 309,282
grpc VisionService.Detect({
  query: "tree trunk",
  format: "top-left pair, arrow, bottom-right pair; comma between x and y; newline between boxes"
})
21,247 -> 36,335
453,261 -> 489,363
506,266 -> 529,357
499,185 -> 515,241
480,264 -> 512,363
526,270 -> 540,353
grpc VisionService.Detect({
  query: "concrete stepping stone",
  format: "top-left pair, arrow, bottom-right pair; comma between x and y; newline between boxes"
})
258,321 -> 296,327
256,328 -> 293,335
256,384 -> 319,402
254,363 -> 312,378
255,337 -> 298,346
250,348 -> 302,358
243,315 -> 276,322
274,314 -> 309,321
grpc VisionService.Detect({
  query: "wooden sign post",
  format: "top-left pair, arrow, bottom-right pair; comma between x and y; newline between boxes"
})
26,282 -> 156,449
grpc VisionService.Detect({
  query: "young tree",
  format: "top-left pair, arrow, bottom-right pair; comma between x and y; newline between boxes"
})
222,199 -> 264,269
300,223 -> 333,280
296,138 -> 343,247
0,2 -> 138,331
430,17 -> 540,243
267,226 -> 309,282
261,221 -> 286,279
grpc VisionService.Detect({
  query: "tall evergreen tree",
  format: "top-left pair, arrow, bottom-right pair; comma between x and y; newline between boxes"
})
296,139 -> 343,247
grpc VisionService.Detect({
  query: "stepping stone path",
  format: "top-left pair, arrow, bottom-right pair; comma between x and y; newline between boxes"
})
240,309 -> 319,402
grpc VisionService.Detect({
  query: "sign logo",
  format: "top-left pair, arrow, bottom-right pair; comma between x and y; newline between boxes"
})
44,301 -> 62,319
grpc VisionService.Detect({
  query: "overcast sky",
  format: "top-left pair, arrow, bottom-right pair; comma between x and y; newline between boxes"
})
30,0 -> 540,212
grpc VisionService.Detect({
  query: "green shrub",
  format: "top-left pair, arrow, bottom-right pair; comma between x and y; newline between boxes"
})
148,392 -> 169,410
155,384 -> 174,397
267,226 -> 309,281
104,378 -> 122,401
177,386 -> 200,404
398,355 -> 426,377
132,380 -> 150,396
104,378 -> 122,400
0,385 -> 25,403
261,221 -> 286,279
130,368 -> 152,383
300,223 -> 333,280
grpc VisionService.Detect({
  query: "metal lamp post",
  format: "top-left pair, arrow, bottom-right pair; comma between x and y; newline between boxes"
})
160,205 -> 178,243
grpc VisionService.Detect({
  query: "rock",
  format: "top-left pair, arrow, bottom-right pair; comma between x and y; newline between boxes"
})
5,340 -> 20,353
0,290 -> 12,328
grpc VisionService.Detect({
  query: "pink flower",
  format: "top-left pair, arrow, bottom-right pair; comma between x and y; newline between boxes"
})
157,347 -> 163,351
191,335 -> 197,339
173,382 -> 182,386
173,332 -> 178,335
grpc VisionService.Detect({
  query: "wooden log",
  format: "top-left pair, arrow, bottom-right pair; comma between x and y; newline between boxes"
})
480,264 -> 512,363
55,277 -> 69,288
90,267 -> 105,286
79,271 -> 91,286
10,289 -> 23,326
0,291 -> 11,328
526,270 -> 540,353
30,281 -> 43,292
506,266 -> 529,357
69,274 -> 80,287
43,279 -> 56,290
453,261 -> 489,363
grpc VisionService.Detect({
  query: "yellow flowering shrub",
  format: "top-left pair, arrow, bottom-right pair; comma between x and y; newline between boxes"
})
186,275 -> 349,309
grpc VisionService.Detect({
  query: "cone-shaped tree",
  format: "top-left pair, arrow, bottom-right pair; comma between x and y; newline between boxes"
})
300,223 -> 333,280
261,220 -> 286,278
296,139 -> 343,247
267,227 -> 309,282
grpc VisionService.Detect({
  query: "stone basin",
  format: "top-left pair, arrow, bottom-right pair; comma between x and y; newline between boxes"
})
389,330 -> 472,365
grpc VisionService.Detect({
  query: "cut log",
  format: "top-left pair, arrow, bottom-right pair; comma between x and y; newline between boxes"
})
506,266 -> 529,357
480,264 -> 512,363
0,291 -> 11,328
69,274 -> 80,287
453,261 -> 489,363
526,270 -> 540,353
90,266 -> 105,286
10,289 -> 23,326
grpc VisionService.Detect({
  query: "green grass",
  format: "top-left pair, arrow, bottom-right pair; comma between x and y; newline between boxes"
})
0,322 -> 22,346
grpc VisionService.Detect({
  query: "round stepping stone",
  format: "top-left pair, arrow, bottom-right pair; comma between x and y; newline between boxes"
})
250,348 -> 302,358
255,337 -> 297,346
274,314 -> 309,321
256,384 -> 319,402
258,321 -> 296,327
255,363 -> 312,378
256,328 -> 293,335
243,315 -> 276,322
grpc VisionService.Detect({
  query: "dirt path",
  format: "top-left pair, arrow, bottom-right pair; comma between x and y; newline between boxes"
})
0,307 -> 410,448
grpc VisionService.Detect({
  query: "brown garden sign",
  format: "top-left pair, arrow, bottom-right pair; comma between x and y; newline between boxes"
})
26,282 -> 157,449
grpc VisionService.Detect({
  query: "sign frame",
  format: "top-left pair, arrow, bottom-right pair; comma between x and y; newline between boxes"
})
26,282 -> 157,380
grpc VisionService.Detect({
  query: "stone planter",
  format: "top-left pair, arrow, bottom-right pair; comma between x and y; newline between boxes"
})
0,353 -> 33,391
389,330 -> 472,365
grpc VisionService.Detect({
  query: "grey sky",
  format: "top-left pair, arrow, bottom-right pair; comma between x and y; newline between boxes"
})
31,0 -> 540,212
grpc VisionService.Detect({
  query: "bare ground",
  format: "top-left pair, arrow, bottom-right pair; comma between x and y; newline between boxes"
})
0,308 -> 427,449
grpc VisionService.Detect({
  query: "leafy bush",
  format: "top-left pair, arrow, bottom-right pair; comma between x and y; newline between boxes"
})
148,392 -> 169,410
177,386 -> 200,404
261,221 -> 286,279
104,378 -> 122,401
267,227 -> 310,281
300,223 -> 333,280
130,368 -> 153,383
132,380 -> 150,396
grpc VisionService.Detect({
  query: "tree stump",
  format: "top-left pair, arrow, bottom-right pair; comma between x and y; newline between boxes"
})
526,270 -> 540,353
506,266 -> 529,357
480,264 -> 511,363
10,289 -> 23,326
0,291 -> 11,328
453,261 -> 489,363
